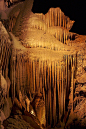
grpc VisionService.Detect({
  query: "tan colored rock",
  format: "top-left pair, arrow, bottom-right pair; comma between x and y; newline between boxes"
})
1,74 -> 7,98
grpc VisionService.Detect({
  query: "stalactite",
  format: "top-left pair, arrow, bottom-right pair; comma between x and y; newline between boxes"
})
38,60 -> 41,93
22,56 -> 24,92
31,59 -> 33,92
66,30 -> 68,45
63,15 -> 64,28
66,55 -> 68,89
24,58 -> 26,93
17,55 -> 20,98
55,9 -> 57,26
13,56 -> 16,99
60,62 -> 62,115
73,56 -> 75,90
49,62 -> 52,126
58,10 -> 59,26
62,67 -> 64,116
60,32 -> 61,42
49,9 -> 51,27
20,56 -> 22,91
45,61 -> 48,127
27,58 -> 29,93
63,65 -> 66,116
60,10 -> 61,27
65,19 -> 66,29
25,59 -> 27,94
71,56 -> 74,113
41,61 -> 43,94
54,61 -> 56,126
64,30 -> 65,44
51,9 -> 54,26
44,61 -> 46,91
67,55 -> 69,94
57,62 -> 60,119
47,13 -> 49,28
16,55 -> 18,97
52,61 -> 54,124
47,62 -> 50,125
33,60 -> 35,92
36,59 -> 39,92
29,58 -> 31,92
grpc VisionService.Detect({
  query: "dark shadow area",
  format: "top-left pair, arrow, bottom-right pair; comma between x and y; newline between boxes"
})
32,0 -> 86,35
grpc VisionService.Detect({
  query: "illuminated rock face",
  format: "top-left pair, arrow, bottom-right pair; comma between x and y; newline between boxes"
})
10,1 -> 75,47
0,0 -> 5,10
31,93 -> 46,126
1,0 -> 86,129
1,74 -> 7,98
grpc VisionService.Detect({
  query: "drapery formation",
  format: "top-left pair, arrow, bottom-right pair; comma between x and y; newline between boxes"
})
11,51 -> 77,127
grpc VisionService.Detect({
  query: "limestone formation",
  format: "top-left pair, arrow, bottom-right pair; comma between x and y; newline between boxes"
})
1,0 -> 86,129
1,74 -> 7,98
